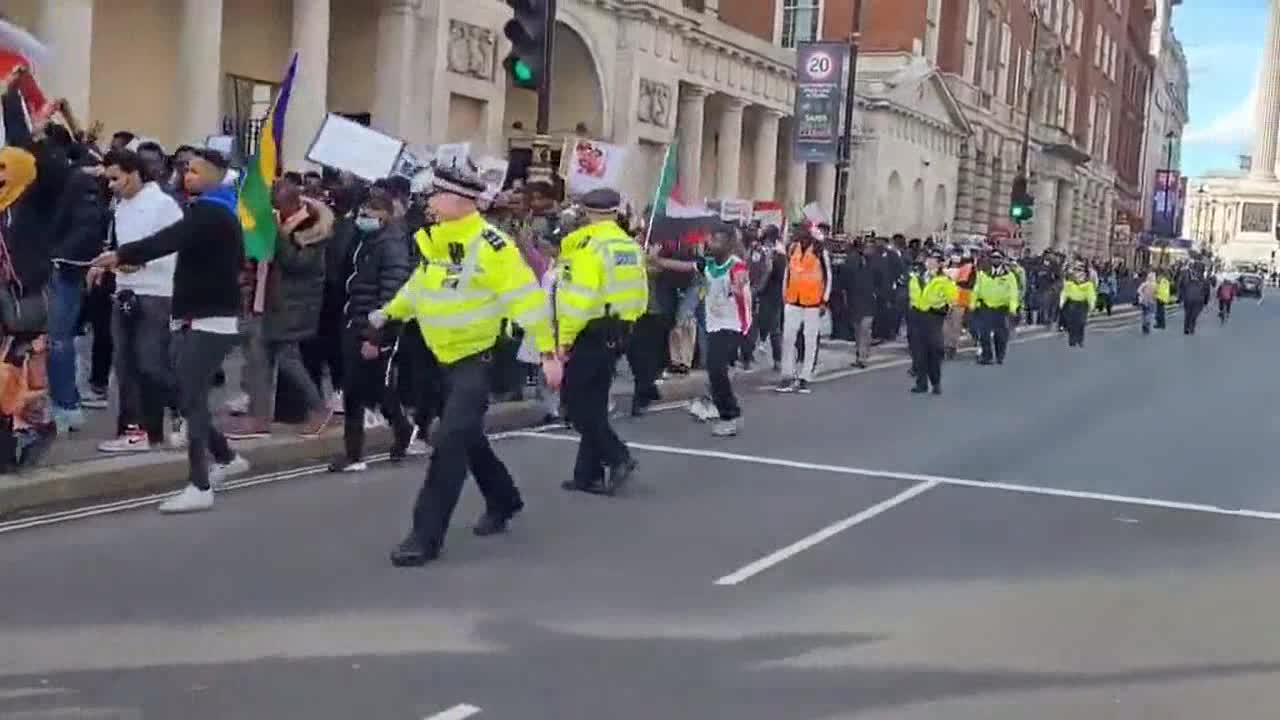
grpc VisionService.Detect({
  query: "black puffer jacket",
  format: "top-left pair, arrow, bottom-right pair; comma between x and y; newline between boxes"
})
264,200 -> 332,342
343,219 -> 412,344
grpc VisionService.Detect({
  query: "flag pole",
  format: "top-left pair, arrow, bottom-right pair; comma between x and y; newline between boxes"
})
643,141 -> 674,249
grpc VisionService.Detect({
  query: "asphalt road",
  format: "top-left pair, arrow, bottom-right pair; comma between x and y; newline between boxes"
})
4,300 -> 1280,719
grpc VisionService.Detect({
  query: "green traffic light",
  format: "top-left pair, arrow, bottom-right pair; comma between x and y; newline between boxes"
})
512,59 -> 535,85
1010,205 -> 1032,222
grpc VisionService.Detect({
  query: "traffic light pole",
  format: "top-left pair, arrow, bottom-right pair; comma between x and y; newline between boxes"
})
529,0 -> 557,184
1018,7 -> 1039,180
832,0 -> 865,235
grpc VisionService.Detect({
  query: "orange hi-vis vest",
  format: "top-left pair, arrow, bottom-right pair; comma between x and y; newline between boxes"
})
954,264 -> 975,308
785,244 -> 824,306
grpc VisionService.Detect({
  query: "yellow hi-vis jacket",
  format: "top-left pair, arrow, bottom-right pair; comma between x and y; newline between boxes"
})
969,270 -> 1021,314
1060,279 -> 1097,308
555,219 -> 648,349
383,211 -> 553,364
909,272 -> 958,312
1156,277 -> 1172,303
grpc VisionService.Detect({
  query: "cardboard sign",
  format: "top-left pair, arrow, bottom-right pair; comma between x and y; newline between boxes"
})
305,113 -> 405,181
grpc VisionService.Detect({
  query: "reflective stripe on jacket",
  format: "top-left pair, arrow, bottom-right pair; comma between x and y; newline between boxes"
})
382,211 -> 553,364
909,273 -> 958,312
555,219 -> 648,348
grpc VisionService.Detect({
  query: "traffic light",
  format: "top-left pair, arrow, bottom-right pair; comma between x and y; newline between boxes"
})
503,0 -> 551,91
1010,174 -> 1035,223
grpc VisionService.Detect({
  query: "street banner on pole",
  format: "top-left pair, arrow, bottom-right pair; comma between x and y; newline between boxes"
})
792,42 -> 848,164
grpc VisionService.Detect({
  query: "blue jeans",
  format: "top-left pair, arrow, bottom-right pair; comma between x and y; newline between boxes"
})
48,266 -> 85,411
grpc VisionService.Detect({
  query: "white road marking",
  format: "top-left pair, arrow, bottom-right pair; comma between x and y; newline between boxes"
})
425,704 -> 482,720
715,480 -> 940,585
510,433 -> 1280,523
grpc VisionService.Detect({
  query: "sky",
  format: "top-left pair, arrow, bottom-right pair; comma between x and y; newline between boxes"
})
1180,0 -> 1269,177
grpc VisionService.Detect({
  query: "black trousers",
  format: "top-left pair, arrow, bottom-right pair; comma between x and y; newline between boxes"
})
411,352 -> 523,550
627,312 -> 670,403
908,309 -> 944,390
172,328 -> 236,490
1155,302 -> 1166,329
1097,292 -> 1113,316
565,327 -> 630,486
396,322 -> 442,432
302,302 -> 344,393
340,330 -> 411,462
706,329 -> 741,420
84,280 -> 114,390
1062,300 -> 1088,346
974,307 -> 1011,362
1183,301 -> 1204,334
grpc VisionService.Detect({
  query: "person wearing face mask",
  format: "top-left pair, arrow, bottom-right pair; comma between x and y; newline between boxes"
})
327,192 -> 414,473
370,161 -> 556,568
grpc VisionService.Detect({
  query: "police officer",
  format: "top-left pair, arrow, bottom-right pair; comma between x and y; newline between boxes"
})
556,188 -> 648,495
372,161 -> 558,568
908,248 -> 957,395
970,250 -> 1021,365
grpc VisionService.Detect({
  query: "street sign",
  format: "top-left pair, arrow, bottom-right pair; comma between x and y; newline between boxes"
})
792,42 -> 848,165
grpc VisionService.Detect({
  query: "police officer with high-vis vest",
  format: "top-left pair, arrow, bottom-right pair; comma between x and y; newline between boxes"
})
908,247 -> 958,395
555,188 -> 648,496
371,162 -> 557,568
969,250 -> 1021,365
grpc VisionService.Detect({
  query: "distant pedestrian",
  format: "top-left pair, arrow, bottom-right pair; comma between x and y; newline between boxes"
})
1138,271 -> 1157,335
775,227 -> 831,394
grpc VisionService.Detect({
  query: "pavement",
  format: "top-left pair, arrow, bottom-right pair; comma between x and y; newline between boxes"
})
7,301 -> 1276,718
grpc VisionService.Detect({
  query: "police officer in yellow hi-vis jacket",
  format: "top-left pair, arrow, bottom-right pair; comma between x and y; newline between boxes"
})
371,162 -> 558,568
908,248 -> 958,395
556,188 -> 648,495
969,250 -> 1021,366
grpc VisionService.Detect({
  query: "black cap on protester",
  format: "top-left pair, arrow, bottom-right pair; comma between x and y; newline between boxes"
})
580,187 -> 621,213
431,161 -> 486,200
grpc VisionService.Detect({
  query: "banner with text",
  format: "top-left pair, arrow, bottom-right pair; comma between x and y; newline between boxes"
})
792,42 -> 848,165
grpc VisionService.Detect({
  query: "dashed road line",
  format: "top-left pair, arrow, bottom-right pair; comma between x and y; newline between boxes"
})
424,704 -> 482,720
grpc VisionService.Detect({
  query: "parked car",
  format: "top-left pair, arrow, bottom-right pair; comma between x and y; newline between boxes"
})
1238,272 -> 1264,298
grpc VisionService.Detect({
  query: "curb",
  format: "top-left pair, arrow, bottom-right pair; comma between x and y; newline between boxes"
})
0,307 -> 1141,522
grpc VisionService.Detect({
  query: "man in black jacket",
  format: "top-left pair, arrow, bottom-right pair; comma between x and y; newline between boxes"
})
841,239 -> 879,368
328,192 -> 414,472
91,149 -> 249,513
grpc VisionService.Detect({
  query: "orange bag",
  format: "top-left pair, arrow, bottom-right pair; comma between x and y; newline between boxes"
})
0,337 -> 26,417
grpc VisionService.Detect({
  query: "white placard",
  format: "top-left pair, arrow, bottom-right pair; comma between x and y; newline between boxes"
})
433,142 -> 472,172
720,199 -> 752,222
305,113 -> 406,181
565,138 -> 629,196
476,156 -> 509,199
204,135 -> 234,155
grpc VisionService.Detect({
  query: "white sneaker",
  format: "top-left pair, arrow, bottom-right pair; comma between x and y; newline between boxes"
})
168,418 -> 187,449
224,392 -> 250,416
688,398 -> 718,422
158,484 -> 214,514
330,390 -> 345,414
98,429 -> 151,454
364,409 -> 387,430
209,455 -> 250,489
406,438 -> 431,457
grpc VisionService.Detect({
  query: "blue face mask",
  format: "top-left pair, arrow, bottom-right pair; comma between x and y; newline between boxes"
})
355,215 -> 382,233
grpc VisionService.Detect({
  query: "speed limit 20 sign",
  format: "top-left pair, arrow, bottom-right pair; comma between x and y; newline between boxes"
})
793,42 -> 848,163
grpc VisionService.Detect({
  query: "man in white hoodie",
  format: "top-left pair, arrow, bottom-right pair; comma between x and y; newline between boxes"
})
93,149 -> 184,453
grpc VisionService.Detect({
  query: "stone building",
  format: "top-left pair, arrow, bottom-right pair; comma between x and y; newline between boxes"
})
6,0 -> 802,207
1136,0 -> 1188,237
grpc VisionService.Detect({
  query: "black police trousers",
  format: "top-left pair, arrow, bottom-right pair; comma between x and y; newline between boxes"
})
564,324 -> 631,487
974,306 -> 1011,363
908,309 -> 945,390
411,351 -> 523,551
1061,300 -> 1089,346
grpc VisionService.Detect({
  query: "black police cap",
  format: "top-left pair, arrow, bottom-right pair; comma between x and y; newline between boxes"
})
580,188 -> 621,213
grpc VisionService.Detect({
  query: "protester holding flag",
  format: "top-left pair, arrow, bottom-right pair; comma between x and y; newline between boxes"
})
92,148 -> 251,513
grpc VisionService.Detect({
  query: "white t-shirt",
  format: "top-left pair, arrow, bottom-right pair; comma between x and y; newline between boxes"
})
703,254 -> 752,334
113,182 -> 183,297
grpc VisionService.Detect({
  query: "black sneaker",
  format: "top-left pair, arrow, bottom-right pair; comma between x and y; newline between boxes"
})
795,380 -> 812,394
931,386 -> 942,396
910,385 -> 929,394
390,534 -> 438,567
601,458 -> 638,495
774,380 -> 797,393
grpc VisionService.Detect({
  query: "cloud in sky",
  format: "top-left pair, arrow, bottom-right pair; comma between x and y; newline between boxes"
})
1184,83 -> 1256,145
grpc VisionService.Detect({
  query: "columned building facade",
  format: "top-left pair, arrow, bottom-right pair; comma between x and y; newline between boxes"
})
7,0 -> 799,207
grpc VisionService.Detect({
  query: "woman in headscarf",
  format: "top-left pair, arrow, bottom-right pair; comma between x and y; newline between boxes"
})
0,143 -> 57,471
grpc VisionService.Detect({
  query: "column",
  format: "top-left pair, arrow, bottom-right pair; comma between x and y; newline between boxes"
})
812,163 -> 837,221
373,0 -> 418,138
36,0 -> 94,120
971,150 -> 991,233
752,109 -> 782,201
715,97 -> 747,199
1055,180 -> 1075,252
677,85 -> 709,204
780,116 -> 807,213
1256,0 -> 1280,179
175,0 -> 224,145
288,0 -> 330,171
953,144 -> 976,235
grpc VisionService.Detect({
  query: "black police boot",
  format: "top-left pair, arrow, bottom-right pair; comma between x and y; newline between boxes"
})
600,458 -> 638,496
473,501 -> 524,537
390,534 -> 438,568
910,383 -> 929,394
